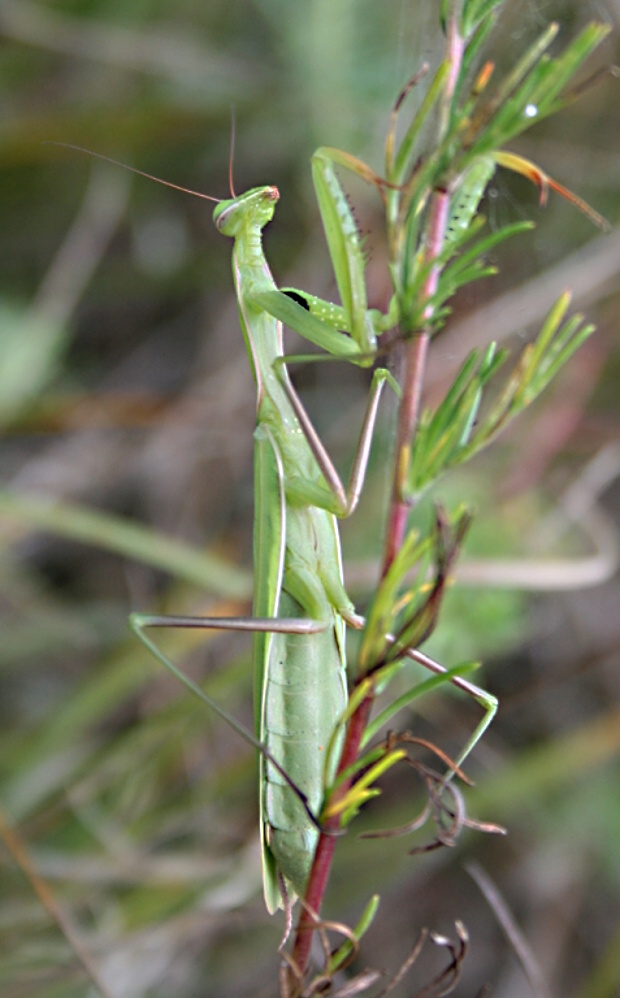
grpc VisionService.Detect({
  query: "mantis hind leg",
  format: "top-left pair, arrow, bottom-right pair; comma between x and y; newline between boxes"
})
341,609 -> 498,773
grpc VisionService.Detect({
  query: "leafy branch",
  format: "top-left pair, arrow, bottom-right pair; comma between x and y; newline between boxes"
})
287,1 -> 609,991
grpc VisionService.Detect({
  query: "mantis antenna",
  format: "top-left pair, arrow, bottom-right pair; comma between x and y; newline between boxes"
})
228,107 -> 237,198
45,142 -> 222,204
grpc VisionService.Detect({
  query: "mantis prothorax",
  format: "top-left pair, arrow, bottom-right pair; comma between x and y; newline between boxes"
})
53,142 -> 498,913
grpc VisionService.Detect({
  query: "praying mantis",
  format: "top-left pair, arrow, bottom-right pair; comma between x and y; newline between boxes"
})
55,120 -> 604,912
44,25 -> 609,981
46,142 -> 493,914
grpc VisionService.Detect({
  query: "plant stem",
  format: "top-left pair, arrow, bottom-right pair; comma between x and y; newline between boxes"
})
289,695 -> 372,979
382,329 -> 430,570
382,183 -> 452,566
382,9 -> 463,573
288,11 -> 465,991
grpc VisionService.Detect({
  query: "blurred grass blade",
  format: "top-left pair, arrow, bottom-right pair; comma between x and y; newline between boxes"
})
0,492 -> 252,597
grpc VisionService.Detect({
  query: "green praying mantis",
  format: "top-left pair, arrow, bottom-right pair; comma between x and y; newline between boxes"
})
47,140 -> 495,913
55,99 -> 604,912
125,151 -> 499,913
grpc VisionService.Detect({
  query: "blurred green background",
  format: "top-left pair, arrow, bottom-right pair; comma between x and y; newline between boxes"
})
1,1 -> 620,995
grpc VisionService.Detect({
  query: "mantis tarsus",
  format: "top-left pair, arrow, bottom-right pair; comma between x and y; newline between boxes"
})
55,142 -> 498,913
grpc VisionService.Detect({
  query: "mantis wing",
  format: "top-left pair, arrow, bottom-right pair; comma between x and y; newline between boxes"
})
253,424 -> 287,913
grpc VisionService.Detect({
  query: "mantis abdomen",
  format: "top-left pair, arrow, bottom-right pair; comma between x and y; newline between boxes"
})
254,425 -> 349,905
263,588 -> 346,892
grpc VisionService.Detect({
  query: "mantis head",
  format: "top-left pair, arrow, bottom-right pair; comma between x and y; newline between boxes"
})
214,186 -> 280,237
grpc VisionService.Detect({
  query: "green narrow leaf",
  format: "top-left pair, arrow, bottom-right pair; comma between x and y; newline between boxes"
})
392,62 -> 450,183
363,662 -> 481,746
461,14 -> 496,79
527,322 -> 595,399
525,291 -> 572,372
531,23 -> 612,116
444,221 -> 534,280
329,896 -> 381,974
479,57 -> 556,149
487,22 -> 559,116
461,0 -> 504,39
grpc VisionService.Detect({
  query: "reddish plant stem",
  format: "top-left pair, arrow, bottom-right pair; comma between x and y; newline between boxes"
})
382,329 -> 430,570
382,188 -> 451,571
288,14 -> 464,991
442,10 -> 465,132
290,696 -> 372,976
382,13 -> 464,573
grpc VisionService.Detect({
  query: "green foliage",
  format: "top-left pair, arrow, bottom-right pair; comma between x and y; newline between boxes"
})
379,14 -> 610,338
340,6 -> 608,780
406,294 -> 594,498
460,0 -> 505,38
